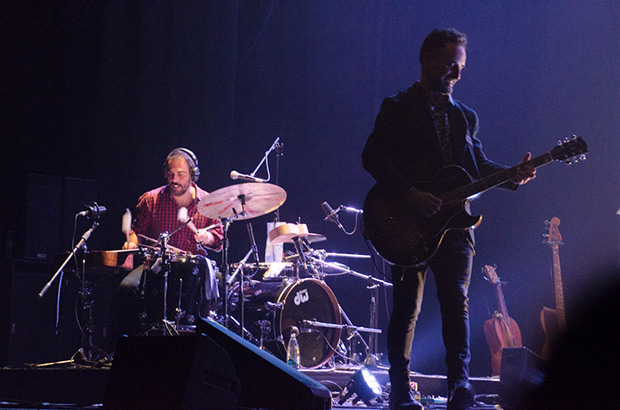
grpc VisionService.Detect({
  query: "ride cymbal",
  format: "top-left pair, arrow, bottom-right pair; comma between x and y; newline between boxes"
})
197,182 -> 286,220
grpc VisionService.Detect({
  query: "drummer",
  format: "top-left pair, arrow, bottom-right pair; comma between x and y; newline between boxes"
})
122,147 -> 223,253
118,147 -> 223,334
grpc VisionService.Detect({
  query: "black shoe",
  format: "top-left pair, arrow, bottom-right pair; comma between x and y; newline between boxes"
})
447,382 -> 475,410
389,390 -> 424,410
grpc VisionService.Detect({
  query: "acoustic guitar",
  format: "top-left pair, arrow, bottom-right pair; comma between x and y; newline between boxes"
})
540,217 -> 566,360
363,137 -> 587,266
482,265 -> 522,376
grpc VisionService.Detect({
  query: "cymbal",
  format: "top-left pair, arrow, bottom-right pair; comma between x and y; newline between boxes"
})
268,223 -> 326,244
198,182 -> 286,220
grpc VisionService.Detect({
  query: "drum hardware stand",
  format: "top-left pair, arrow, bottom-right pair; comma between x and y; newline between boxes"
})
257,320 -> 271,350
143,219 -> 193,336
217,200 -> 251,332
301,317 -> 381,365
365,283 -> 381,367
304,253 -> 391,366
226,244 -> 254,337
142,231 -> 181,336
292,237 -> 311,278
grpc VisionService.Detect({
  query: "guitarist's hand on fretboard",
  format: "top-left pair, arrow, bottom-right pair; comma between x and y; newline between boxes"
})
513,152 -> 537,185
407,187 -> 442,218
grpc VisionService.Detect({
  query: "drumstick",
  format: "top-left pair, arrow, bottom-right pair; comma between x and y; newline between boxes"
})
137,233 -> 187,255
122,208 -> 132,243
178,207 -> 198,234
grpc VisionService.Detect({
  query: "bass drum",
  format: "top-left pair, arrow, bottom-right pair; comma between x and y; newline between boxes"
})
233,278 -> 341,369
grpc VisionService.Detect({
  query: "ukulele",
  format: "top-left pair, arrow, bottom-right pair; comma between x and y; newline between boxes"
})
540,217 -> 566,360
363,137 -> 587,266
482,265 -> 522,376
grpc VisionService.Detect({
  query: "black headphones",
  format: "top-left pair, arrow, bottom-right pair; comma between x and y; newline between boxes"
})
163,147 -> 200,182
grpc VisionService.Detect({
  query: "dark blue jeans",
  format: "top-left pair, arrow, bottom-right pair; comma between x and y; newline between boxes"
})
387,230 -> 474,394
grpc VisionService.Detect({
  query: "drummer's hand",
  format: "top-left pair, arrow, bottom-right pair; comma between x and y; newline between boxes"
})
122,241 -> 139,250
195,229 -> 215,247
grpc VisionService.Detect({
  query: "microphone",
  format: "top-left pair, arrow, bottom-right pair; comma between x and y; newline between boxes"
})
340,205 -> 363,214
321,201 -> 344,230
78,202 -> 107,218
230,170 -> 266,183
247,222 -> 260,263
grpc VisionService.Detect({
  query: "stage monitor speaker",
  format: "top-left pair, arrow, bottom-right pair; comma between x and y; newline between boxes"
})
24,174 -> 62,260
8,259 -> 82,365
499,347 -> 546,410
197,318 -> 332,410
104,335 -> 240,410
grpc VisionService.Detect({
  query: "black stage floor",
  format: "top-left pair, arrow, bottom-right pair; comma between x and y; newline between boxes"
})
0,363 -> 507,410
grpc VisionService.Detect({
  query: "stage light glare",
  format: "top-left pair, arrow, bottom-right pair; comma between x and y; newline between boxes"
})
337,366 -> 382,406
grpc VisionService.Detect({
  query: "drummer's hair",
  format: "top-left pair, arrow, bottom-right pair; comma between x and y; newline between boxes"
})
163,148 -> 201,182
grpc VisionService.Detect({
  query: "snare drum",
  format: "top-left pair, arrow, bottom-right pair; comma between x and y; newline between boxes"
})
141,253 -> 219,329
231,278 -> 341,368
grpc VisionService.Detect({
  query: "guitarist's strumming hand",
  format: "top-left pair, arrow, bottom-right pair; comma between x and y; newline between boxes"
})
406,187 -> 442,218
513,152 -> 537,185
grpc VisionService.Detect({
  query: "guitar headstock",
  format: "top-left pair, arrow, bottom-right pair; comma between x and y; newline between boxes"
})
544,217 -> 563,246
482,265 -> 500,285
550,136 -> 587,164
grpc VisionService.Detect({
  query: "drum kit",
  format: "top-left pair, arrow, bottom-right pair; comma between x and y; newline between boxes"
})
36,140 -> 389,370
127,180 -> 391,369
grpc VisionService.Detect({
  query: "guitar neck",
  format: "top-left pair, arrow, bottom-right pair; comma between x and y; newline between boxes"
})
495,282 -> 511,324
551,244 -> 567,331
443,152 -> 553,204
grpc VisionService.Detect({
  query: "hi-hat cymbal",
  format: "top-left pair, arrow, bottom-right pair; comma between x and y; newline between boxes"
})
268,223 -> 326,244
197,182 -> 286,220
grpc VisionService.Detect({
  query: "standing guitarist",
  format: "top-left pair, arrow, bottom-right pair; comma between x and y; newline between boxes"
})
362,28 -> 536,410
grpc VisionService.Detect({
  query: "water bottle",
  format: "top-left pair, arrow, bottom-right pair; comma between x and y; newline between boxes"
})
286,326 -> 301,368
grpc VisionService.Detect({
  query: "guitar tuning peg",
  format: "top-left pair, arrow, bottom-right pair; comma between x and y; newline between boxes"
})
579,154 -> 587,161
544,219 -> 550,225
542,233 -> 549,238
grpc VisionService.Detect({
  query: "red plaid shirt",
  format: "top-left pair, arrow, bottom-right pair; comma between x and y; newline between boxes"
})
131,184 -> 223,255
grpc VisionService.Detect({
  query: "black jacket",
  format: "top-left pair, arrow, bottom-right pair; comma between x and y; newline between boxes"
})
362,81 -> 515,192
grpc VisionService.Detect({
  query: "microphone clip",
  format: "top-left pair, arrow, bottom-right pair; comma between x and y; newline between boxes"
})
78,202 -> 106,219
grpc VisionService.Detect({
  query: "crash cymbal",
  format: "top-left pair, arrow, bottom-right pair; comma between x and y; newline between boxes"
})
197,182 -> 286,220
268,223 -> 326,244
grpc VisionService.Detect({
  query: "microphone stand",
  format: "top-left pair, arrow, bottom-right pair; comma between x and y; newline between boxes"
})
248,137 -> 280,180
36,219 -> 105,368
39,221 -> 99,299
304,252 -> 390,366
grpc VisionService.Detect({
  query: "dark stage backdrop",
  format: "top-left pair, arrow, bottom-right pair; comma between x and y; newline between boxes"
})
2,1 -> 619,377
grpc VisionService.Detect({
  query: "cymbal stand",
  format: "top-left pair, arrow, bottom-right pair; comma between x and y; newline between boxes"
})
219,199 -> 248,330
292,237 -> 310,278
157,231 -> 180,336
226,245 -> 254,337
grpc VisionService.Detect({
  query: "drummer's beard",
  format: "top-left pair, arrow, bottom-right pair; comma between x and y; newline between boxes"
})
169,181 -> 190,197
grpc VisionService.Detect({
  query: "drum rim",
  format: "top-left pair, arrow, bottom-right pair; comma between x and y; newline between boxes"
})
276,278 -> 341,369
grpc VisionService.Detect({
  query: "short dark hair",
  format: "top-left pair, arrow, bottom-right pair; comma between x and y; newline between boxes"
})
163,147 -> 200,182
419,28 -> 468,65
